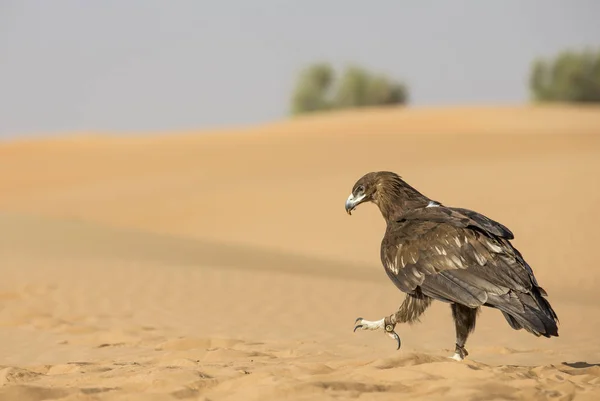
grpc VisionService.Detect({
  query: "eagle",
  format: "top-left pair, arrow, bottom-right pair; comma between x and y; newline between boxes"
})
344,171 -> 559,361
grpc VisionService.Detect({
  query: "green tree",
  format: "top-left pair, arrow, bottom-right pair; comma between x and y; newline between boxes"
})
290,63 -> 335,115
290,62 -> 409,115
364,74 -> 409,106
333,65 -> 372,108
529,48 -> 600,103
332,66 -> 408,109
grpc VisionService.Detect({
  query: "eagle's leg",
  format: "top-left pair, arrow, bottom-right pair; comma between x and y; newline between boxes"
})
450,303 -> 479,361
353,317 -> 401,349
353,293 -> 432,350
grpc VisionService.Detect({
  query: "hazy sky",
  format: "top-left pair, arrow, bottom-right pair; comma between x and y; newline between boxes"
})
1,1 -> 599,138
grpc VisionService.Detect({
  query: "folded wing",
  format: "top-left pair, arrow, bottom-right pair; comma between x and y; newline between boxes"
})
381,206 -> 558,337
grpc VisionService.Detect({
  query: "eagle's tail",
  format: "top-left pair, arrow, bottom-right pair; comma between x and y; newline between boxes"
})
487,287 -> 559,338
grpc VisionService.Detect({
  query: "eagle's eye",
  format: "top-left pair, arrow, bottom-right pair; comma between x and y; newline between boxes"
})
355,185 -> 365,194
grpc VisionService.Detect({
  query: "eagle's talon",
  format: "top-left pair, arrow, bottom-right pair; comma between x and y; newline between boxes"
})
353,317 -> 383,331
387,330 -> 402,350
353,317 -> 402,350
449,343 -> 468,361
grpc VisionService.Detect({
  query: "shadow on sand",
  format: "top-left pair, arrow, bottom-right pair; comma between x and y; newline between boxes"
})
562,361 -> 600,369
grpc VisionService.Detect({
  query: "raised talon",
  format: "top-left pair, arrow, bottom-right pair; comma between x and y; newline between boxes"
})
353,317 -> 402,350
384,324 -> 402,350
353,317 -> 364,332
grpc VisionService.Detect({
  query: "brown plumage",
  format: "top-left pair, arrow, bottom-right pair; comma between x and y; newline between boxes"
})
345,171 -> 558,360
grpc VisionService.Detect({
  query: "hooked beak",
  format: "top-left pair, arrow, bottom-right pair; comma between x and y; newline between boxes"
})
345,193 -> 366,215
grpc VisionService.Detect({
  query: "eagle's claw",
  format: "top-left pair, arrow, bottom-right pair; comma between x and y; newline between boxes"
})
353,317 -> 364,332
353,317 -> 402,350
386,328 -> 402,350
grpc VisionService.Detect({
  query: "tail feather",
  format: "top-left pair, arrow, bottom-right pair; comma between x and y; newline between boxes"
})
487,288 -> 559,338
501,311 -> 523,330
531,286 -> 559,323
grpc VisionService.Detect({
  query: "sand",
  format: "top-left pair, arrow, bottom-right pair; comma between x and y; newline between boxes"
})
1,104 -> 600,400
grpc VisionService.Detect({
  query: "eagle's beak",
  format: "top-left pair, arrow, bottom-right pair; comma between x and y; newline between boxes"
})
345,193 -> 366,215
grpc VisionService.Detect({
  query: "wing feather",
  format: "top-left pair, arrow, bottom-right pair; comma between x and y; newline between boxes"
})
381,206 -> 535,307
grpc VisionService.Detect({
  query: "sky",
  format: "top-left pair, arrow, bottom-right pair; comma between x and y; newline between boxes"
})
1,0 -> 599,138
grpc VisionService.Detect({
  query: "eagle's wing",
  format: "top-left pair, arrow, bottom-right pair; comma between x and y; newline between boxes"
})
447,206 -> 514,240
381,206 -> 558,336
381,207 -> 525,302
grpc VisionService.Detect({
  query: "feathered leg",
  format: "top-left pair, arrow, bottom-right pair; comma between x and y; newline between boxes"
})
450,303 -> 479,361
354,292 -> 432,350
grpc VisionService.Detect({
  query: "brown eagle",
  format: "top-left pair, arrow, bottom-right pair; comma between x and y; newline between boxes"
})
345,171 -> 558,360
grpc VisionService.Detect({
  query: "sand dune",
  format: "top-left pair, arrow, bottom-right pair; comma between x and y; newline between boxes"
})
1,105 -> 600,400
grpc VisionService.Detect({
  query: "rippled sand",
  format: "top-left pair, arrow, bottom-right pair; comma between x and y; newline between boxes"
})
1,105 -> 600,400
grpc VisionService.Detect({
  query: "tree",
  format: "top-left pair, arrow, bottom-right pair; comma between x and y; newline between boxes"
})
529,48 -> 600,103
364,74 -> 409,106
290,63 -> 335,115
333,65 -> 371,108
290,62 -> 409,115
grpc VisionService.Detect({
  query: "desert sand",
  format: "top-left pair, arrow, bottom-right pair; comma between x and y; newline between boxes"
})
1,105 -> 600,400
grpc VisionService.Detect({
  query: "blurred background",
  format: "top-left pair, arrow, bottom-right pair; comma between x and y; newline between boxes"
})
1,0 -> 600,138
1,2 -> 600,399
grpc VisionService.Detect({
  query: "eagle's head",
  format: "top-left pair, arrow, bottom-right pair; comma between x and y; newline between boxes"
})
345,171 -> 402,215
